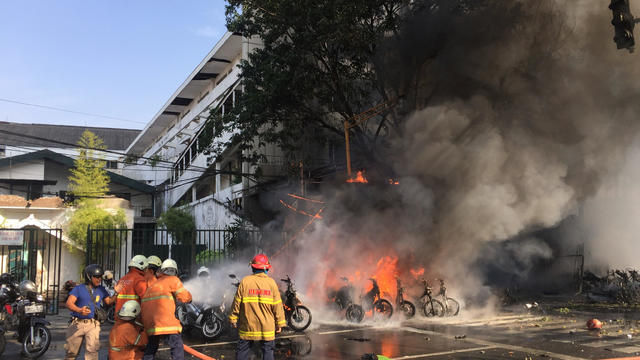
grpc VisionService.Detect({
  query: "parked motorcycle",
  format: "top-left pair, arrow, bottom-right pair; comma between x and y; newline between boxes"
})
331,277 -> 364,323
1,279 -> 51,358
395,277 -> 415,319
279,275 -> 312,331
176,301 -> 222,341
0,274 -> 19,357
361,278 -> 393,320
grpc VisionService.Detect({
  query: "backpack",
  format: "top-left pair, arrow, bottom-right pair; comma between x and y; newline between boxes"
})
85,285 -> 108,323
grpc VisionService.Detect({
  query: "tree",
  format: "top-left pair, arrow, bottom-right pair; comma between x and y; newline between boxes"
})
203,0 -> 424,170
68,130 -> 110,204
157,207 -> 196,245
66,130 -> 127,250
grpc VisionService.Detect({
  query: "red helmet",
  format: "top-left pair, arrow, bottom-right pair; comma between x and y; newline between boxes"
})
250,254 -> 271,270
587,318 -> 603,330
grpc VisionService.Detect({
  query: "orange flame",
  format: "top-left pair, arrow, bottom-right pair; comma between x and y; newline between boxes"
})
387,179 -> 400,185
347,171 -> 368,183
410,267 -> 425,279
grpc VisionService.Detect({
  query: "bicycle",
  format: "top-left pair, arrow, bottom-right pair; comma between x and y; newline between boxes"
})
395,277 -> 415,319
436,279 -> 460,316
418,279 -> 444,317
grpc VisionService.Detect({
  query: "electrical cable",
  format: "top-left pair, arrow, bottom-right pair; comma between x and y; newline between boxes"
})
0,97 -> 147,125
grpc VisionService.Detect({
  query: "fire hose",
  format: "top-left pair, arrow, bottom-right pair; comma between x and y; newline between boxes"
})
183,344 -> 217,360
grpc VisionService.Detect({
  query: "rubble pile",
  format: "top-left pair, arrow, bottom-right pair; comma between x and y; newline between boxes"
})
584,269 -> 640,304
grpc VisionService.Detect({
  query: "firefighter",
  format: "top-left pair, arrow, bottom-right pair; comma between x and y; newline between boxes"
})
65,264 -> 117,360
146,255 -> 162,286
229,254 -> 286,360
141,258 -> 192,360
196,266 -> 210,278
114,255 -> 148,319
109,300 -> 148,360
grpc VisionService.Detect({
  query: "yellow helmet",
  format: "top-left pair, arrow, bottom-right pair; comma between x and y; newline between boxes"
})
147,255 -> 162,268
118,300 -> 141,320
128,255 -> 148,270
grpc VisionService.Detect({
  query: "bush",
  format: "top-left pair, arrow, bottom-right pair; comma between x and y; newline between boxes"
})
66,207 -> 127,251
157,207 -> 196,245
195,249 -> 225,266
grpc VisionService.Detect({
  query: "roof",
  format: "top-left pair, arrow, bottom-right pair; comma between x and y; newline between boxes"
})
0,121 -> 140,150
126,32 -> 243,156
0,149 -> 154,193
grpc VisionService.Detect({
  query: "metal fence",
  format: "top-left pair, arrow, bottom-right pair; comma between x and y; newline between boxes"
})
85,227 -> 279,280
0,228 -> 63,315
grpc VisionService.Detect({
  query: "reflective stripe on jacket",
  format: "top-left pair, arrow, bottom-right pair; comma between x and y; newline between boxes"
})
115,269 -> 147,320
229,273 -> 286,341
141,274 -> 192,335
108,319 -> 148,360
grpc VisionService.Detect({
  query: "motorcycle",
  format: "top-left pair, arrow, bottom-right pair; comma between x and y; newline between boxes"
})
0,275 -> 19,357
0,278 -> 51,358
330,277 -> 364,323
177,274 -> 238,341
395,277 -> 415,319
279,275 -> 312,331
360,278 -> 393,320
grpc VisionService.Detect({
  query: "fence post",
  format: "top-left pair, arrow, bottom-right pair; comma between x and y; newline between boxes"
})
85,225 -> 92,265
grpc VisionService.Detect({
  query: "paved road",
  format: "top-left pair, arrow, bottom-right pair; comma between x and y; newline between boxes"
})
6,309 -> 640,359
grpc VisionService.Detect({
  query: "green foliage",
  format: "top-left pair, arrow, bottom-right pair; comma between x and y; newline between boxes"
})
195,249 -> 225,266
66,207 -> 127,251
223,218 -> 253,259
157,207 -> 196,245
202,0 -> 420,165
68,130 -> 110,206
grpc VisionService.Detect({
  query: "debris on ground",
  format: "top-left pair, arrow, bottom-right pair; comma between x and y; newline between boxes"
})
346,337 -> 371,342
454,335 -> 466,339
587,318 -> 603,330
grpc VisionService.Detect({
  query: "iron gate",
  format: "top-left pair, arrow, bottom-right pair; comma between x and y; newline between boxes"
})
0,228 -> 63,314
85,227 -> 274,280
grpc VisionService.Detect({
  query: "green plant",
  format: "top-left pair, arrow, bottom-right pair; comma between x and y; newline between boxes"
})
148,154 -> 162,168
66,207 -> 127,252
195,249 -> 225,266
157,207 -> 196,245
224,218 -> 253,259
68,130 -> 109,205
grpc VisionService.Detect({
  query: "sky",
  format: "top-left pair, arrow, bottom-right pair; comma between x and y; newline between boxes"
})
0,1 -> 228,130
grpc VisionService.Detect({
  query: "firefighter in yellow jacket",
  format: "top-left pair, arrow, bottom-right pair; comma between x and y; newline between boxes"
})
229,254 -> 286,360
141,259 -> 192,360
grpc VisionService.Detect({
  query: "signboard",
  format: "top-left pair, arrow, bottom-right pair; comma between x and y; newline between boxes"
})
0,231 -> 24,246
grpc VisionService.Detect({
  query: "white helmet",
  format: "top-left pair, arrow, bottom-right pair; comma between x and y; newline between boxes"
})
118,300 -> 141,320
128,255 -> 148,270
103,270 -> 114,281
160,259 -> 178,276
197,266 -> 210,277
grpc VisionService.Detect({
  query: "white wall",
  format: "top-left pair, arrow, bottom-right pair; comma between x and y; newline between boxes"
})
0,160 -> 44,180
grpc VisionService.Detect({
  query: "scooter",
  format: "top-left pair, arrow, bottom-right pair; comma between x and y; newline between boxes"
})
280,275 -> 312,331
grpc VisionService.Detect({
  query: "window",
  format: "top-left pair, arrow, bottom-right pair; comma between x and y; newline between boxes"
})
105,160 -> 118,169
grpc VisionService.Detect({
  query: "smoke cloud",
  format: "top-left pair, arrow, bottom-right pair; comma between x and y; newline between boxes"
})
263,0 -> 640,320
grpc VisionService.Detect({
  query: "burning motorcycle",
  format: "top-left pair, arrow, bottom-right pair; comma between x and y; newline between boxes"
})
436,279 -> 460,316
331,277 -> 364,323
360,278 -> 393,320
176,301 -> 222,341
0,278 -> 51,358
279,275 -> 312,331
395,278 -> 415,319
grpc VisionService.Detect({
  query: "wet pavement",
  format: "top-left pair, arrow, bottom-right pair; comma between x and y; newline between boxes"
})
6,309 -> 640,359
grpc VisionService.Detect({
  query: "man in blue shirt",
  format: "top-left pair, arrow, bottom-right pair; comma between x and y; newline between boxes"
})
64,264 -> 117,360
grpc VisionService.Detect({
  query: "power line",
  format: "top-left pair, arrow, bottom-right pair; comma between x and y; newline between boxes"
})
0,98 -> 148,125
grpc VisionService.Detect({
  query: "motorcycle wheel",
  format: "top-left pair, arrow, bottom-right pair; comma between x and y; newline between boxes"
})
422,299 -> 445,317
201,315 -> 223,340
400,300 -> 416,319
107,306 -> 115,324
444,297 -> 460,316
21,324 -> 51,358
288,305 -> 312,332
373,299 -> 393,319
345,304 -> 364,323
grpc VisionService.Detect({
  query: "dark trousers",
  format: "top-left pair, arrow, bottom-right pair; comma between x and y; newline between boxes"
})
236,339 -> 275,360
143,333 -> 184,360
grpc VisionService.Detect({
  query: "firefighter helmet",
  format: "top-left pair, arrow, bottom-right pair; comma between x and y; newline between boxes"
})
587,318 -> 603,330
147,255 -> 162,269
197,266 -> 210,277
250,254 -> 271,270
160,259 -> 178,276
118,300 -> 141,321
128,255 -> 148,270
